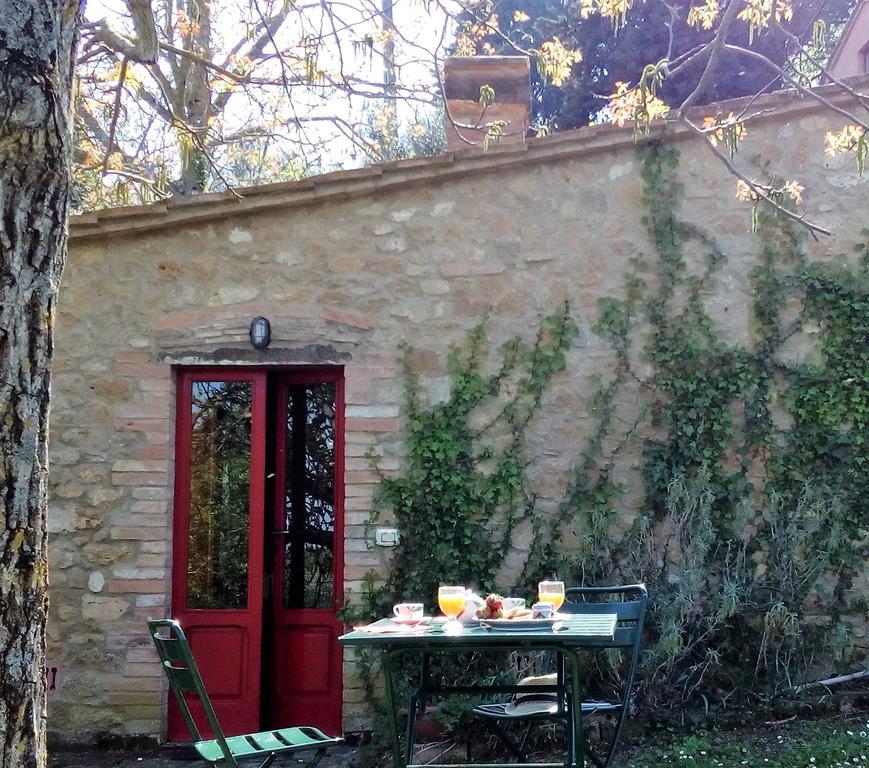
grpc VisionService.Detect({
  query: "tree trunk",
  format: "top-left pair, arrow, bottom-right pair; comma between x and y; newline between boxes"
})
0,2 -> 81,767
175,0 -> 212,195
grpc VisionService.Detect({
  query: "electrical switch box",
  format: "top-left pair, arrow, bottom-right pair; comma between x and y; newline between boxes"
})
375,527 -> 400,547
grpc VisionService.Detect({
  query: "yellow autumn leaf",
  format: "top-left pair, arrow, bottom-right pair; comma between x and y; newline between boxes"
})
537,37 -> 582,87
737,0 -> 793,39
735,179 -> 760,202
175,9 -> 201,38
513,10 -> 530,21
607,81 -> 669,129
824,125 -> 863,156
581,0 -> 635,29
782,180 -> 804,204
735,178 -> 804,205
701,112 -> 747,150
371,27 -> 395,44
455,34 -> 477,56
687,0 -> 720,29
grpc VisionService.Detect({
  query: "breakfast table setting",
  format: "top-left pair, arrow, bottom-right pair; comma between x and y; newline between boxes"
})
339,581 -> 624,768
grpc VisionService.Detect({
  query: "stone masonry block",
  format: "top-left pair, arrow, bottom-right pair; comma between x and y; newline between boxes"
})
111,472 -> 167,486
108,578 -> 167,593
111,527 -> 167,541
344,417 -> 400,432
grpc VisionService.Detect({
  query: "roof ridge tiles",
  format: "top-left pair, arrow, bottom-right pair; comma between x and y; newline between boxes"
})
69,74 -> 869,242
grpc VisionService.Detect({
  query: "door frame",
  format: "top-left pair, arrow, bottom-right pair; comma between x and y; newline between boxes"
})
169,366 -> 345,739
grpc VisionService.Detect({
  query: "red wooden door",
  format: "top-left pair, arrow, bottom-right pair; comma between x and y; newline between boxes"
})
267,372 -> 344,735
170,370 -> 267,740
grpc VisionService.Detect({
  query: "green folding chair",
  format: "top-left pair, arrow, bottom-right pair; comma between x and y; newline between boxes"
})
471,584 -> 648,767
148,619 -> 343,768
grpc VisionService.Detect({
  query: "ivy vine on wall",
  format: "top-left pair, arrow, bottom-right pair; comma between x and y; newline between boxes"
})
351,144 -> 868,726
368,303 -> 578,608
522,145 -> 868,707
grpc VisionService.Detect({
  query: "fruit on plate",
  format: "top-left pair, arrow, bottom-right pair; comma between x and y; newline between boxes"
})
476,593 -> 504,620
475,595 -> 535,620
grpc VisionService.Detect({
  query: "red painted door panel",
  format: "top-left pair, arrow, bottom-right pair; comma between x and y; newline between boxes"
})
170,370 -> 267,740
268,373 -> 344,735
170,368 -> 343,741
271,612 -> 342,730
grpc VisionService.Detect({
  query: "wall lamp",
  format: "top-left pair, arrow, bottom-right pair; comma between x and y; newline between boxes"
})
249,316 -> 271,349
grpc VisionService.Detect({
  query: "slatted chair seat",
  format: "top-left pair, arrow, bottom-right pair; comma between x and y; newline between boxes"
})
473,700 -> 622,718
148,619 -> 343,768
471,584 -> 648,768
194,726 -> 337,762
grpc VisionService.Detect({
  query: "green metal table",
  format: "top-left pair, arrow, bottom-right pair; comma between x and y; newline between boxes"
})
339,614 -> 618,768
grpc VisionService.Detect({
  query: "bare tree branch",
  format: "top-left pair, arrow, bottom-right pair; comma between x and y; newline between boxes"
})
102,57 -> 129,175
679,114 -> 832,237
772,19 -> 868,111
724,44 -> 869,131
679,0 -> 743,116
81,0 -> 159,63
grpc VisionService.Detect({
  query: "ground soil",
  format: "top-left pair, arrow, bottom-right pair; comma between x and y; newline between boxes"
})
48,744 -> 359,767
47,697 -> 869,767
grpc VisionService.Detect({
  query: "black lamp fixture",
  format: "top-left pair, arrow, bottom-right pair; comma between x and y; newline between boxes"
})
249,316 -> 271,349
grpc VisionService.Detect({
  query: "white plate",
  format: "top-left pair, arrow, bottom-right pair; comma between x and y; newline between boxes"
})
475,618 -> 558,631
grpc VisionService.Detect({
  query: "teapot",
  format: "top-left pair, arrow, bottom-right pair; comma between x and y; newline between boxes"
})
458,590 -> 485,623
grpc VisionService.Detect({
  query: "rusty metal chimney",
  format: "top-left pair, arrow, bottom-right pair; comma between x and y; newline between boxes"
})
443,56 -> 531,152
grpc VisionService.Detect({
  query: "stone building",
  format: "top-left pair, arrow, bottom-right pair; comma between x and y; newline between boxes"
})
827,0 -> 869,79
49,77 -> 868,743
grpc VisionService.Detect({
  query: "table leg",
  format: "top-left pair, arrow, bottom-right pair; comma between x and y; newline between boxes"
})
382,650 -> 405,768
556,652 -> 566,713
563,648 -> 584,768
419,652 -> 430,711
404,691 -> 418,765
404,651 -> 431,764
559,652 -> 573,767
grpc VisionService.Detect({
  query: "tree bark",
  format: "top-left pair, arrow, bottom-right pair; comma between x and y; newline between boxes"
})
176,0 -> 213,195
0,2 -> 81,767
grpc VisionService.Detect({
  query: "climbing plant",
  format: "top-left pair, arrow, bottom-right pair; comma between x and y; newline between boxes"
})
354,145 -> 867,742
339,305 -> 577,762
521,145 -> 868,709
370,303 -> 578,607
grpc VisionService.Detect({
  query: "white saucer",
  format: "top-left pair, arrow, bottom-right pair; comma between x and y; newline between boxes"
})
391,616 -> 431,625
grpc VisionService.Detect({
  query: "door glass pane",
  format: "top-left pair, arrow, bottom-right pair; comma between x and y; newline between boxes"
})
187,381 -> 252,609
282,383 -> 336,610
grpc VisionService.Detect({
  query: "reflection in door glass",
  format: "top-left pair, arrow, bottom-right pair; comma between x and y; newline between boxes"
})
187,381 -> 251,609
282,383 -> 335,610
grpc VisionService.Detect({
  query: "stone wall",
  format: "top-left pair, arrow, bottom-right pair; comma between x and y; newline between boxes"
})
50,93 -> 868,741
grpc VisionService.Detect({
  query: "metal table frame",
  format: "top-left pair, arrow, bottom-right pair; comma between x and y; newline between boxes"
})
340,616 -> 618,768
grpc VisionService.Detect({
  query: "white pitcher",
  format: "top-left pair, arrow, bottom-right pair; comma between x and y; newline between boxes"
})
458,590 -> 486,623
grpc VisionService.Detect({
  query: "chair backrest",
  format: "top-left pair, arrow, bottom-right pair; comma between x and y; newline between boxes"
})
147,619 -> 233,761
561,584 -> 648,650
560,584 -> 648,721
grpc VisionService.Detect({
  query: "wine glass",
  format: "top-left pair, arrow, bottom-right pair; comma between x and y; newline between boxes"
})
538,580 -> 565,613
438,586 -> 466,634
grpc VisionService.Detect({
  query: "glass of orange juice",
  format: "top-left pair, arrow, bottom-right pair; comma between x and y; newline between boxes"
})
438,586 -> 466,632
538,581 -> 565,612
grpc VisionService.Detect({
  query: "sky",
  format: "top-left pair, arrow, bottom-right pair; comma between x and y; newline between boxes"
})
81,0 -> 459,186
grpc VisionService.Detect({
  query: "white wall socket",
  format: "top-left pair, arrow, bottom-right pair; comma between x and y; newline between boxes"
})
374,527 -> 400,547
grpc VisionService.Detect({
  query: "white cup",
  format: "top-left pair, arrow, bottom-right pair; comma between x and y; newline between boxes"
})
393,602 -> 424,620
502,597 -> 526,611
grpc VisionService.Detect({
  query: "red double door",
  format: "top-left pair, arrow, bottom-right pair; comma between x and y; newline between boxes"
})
170,368 -> 344,740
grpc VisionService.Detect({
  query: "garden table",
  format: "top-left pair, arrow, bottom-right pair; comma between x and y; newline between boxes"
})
339,613 -> 618,768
